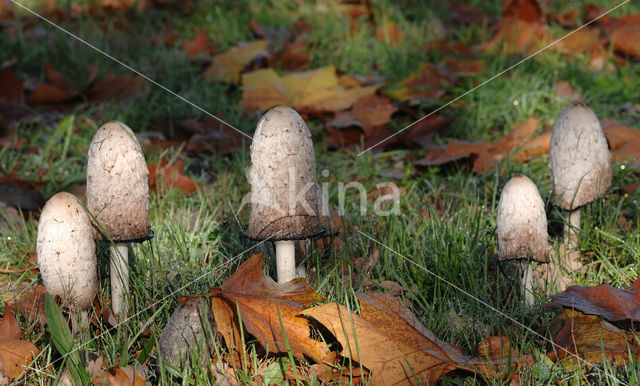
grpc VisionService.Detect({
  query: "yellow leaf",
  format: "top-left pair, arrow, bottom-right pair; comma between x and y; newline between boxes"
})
205,40 -> 271,83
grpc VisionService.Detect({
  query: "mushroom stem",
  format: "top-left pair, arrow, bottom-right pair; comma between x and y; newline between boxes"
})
521,262 -> 535,306
275,240 -> 296,283
564,209 -> 580,250
71,310 -> 90,335
110,244 -> 129,318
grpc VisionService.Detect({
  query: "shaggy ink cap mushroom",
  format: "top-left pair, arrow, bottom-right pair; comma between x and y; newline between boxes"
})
37,192 -> 97,310
87,121 -> 152,242
549,102 -> 612,211
246,106 -> 327,241
497,174 -> 548,263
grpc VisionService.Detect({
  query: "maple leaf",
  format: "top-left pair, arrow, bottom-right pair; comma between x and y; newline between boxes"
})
241,66 -> 380,113
204,40 -> 271,83
482,0 -> 546,54
545,277 -> 640,322
214,253 -> 329,361
327,94 -> 398,131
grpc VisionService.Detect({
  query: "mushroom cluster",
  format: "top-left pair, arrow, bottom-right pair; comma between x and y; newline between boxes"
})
37,120 -> 152,331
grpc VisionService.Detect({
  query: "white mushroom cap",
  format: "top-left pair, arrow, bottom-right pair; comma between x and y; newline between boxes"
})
37,192 -> 97,310
87,121 -> 150,242
497,174 -> 548,262
549,102 -> 611,210
246,106 -> 326,240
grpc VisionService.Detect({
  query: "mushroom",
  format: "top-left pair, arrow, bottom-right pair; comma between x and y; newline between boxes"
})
549,102 -> 611,250
87,121 -> 152,318
246,106 -> 326,283
496,174 -> 548,305
37,192 -> 97,328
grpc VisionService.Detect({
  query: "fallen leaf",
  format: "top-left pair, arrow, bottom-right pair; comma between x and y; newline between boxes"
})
5,284 -> 47,326
553,27 -> 603,55
89,73 -> 145,102
276,37 -> 309,71
205,40 -> 270,83
147,160 -> 201,194
544,277 -> 640,322
399,114 -> 452,149
441,57 -> 484,76
477,336 -> 517,360
0,69 -> 24,103
449,4 -> 491,25
216,253 -> 329,361
384,64 -> 454,104
555,80 -> 582,101
546,309 -> 640,366
610,24 -> 640,57
327,94 -> 398,131
482,0 -> 545,53
302,294 -> 475,384
183,31 -> 214,58
419,116 -> 540,173
0,312 -> 21,340
0,338 -> 39,380
241,66 -> 380,113
210,296 -> 242,351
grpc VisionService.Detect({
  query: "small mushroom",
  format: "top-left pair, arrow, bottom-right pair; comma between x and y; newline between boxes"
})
246,106 -> 326,283
496,174 -> 548,305
87,121 -> 152,318
549,102 -> 611,249
37,192 -> 97,327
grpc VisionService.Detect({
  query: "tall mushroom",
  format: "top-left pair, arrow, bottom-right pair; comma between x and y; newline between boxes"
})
246,106 -> 326,283
37,192 -> 97,328
549,102 -> 611,249
496,174 -> 548,305
87,121 -> 152,318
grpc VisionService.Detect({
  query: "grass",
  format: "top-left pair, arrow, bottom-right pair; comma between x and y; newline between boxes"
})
1,0 -> 640,384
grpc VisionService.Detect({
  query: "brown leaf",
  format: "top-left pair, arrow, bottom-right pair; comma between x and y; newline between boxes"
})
482,0 -> 545,53
477,336 -> 517,360
0,69 -> 24,103
610,24 -> 640,57
0,338 -> 39,380
327,94 -> 398,131
182,115 -> 243,155
218,253 -> 329,361
384,64 -> 454,104
204,40 -> 270,83
183,31 -> 214,58
44,63 -> 80,97
544,277 -> 640,322
276,37 -> 309,71
210,296 -> 242,351
5,284 -> 47,326
546,309 -> 640,366
0,312 -> 21,340
553,27 -> 604,55
302,294 -> 475,385
555,80 -> 582,101
89,73 -> 145,102
147,160 -> 201,194
241,66 -> 380,113
400,114 -> 452,149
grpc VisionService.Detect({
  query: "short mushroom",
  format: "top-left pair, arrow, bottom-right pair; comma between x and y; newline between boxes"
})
496,174 -> 548,305
87,121 -> 152,318
246,106 -> 326,283
549,102 -> 611,250
37,192 -> 97,328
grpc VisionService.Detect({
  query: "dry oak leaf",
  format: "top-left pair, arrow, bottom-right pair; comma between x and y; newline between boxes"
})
205,40 -> 270,83
5,284 -> 47,326
302,293 -> 476,385
0,338 -> 39,380
147,160 -> 201,194
241,66 -> 380,113
217,253 -> 329,361
89,73 -> 145,102
546,309 -> 640,366
0,312 -> 21,341
545,277 -> 640,322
